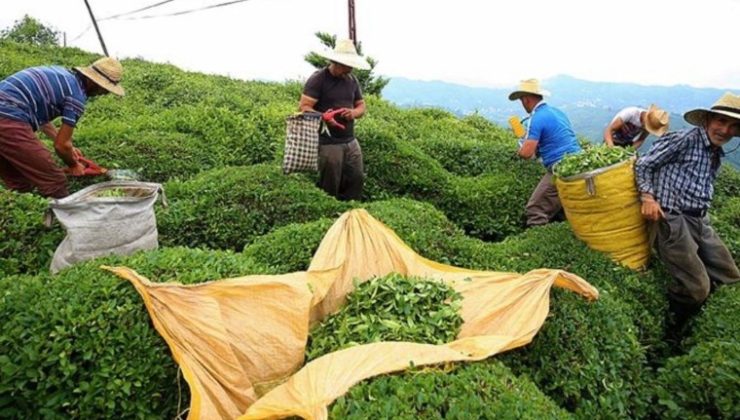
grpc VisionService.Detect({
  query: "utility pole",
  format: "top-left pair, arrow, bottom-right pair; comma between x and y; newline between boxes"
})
348,0 -> 356,45
83,0 -> 109,56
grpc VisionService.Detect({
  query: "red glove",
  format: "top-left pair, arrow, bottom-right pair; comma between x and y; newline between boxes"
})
321,108 -> 346,130
66,156 -> 108,177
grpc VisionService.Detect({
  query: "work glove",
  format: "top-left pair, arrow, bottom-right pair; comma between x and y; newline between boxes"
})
321,108 -> 346,130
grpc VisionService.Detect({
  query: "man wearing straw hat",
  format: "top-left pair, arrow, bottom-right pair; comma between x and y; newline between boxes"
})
604,104 -> 670,149
509,79 -> 582,226
299,39 -> 370,200
636,92 -> 740,329
0,57 -> 124,198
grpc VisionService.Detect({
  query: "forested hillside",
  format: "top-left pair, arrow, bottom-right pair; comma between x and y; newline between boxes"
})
1,41 -> 738,419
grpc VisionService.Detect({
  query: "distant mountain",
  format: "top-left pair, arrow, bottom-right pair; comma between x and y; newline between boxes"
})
383,75 -> 739,168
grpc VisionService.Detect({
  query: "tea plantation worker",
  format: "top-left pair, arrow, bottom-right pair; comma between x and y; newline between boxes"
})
604,104 -> 669,149
298,39 -> 370,200
0,57 -> 124,198
509,78 -> 582,226
635,92 -> 740,328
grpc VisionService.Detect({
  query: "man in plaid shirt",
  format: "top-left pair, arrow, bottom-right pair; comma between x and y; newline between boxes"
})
636,92 -> 740,329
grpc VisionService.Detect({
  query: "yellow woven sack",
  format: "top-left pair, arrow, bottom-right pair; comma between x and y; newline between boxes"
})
555,158 -> 649,270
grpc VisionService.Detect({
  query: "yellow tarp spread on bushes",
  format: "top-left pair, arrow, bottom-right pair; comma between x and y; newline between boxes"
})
555,158 -> 650,270
107,209 -> 599,420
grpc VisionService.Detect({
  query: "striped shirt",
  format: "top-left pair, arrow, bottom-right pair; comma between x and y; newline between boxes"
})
635,126 -> 723,211
0,66 -> 87,131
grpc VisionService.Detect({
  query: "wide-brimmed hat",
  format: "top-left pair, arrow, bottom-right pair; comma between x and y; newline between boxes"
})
316,39 -> 370,70
508,78 -> 551,101
644,104 -> 670,136
75,57 -> 125,96
684,92 -> 740,127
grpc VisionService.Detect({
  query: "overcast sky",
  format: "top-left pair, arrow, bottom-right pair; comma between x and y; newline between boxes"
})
2,0 -> 740,90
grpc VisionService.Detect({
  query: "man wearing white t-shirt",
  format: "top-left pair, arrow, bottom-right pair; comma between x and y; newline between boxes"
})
604,104 -> 669,149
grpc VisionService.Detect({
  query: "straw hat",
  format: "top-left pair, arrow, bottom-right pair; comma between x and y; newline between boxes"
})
684,92 -> 740,126
75,57 -> 125,96
316,39 -> 370,70
508,78 -> 551,101
643,104 -> 670,136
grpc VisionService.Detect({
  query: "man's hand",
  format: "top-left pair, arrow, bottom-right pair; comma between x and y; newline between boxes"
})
322,109 -> 346,129
64,162 -> 86,177
640,194 -> 665,221
339,107 -> 355,120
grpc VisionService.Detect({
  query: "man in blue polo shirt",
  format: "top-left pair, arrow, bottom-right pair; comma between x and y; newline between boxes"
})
509,79 -> 581,226
0,57 -> 124,198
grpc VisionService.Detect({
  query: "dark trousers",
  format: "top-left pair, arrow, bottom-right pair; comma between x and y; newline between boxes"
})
0,117 -> 68,198
317,139 -> 364,201
525,172 -> 562,226
654,213 -> 739,307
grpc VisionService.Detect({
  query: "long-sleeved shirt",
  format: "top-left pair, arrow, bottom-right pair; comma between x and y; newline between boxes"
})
0,66 -> 87,131
635,126 -> 723,211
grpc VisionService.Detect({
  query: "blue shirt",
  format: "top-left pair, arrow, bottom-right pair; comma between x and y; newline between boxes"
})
526,102 -> 581,168
0,66 -> 87,131
635,126 -> 722,212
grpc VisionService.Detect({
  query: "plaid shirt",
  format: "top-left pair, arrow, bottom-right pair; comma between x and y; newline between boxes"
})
635,126 -> 724,211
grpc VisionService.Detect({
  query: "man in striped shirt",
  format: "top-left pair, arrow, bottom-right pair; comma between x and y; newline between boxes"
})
0,57 -> 124,198
636,92 -> 740,328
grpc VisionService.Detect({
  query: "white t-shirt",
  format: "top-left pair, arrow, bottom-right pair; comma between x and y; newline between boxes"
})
611,107 -> 645,145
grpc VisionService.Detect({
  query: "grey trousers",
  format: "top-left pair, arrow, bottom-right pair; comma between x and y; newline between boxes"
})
654,213 -> 740,306
318,139 -> 364,201
525,172 -> 562,226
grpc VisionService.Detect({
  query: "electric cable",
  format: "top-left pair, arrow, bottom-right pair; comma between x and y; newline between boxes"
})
118,0 -> 252,20
71,0 -> 252,41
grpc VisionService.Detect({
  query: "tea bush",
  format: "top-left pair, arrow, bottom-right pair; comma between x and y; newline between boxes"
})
683,284 -> 739,350
0,189 -> 63,277
329,361 -> 573,419
158,164 -> 349,250
242,218 -> 334,273
362,199 -> 471,264
654,341 -> 740,419
243,198 -> 471,272
455,222 -> 669,355
0,247 -> 267,419
448,223 -> 666,418
714,165 -> 740,208
415,135 -> 540,178
360,119 -> 452,201
439,172 -> 536,240
711,196 -> 740,264
499,288 -> 651,418
0,41 -> 96,79
360,121 -> 537,240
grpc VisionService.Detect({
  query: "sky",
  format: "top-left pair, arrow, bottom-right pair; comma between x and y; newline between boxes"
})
2,0 -> 740,90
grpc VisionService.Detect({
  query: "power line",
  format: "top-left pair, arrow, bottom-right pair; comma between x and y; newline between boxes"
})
72,0 -> 179,41
71,0 -> 252,42
117,0 -> 253,20
102,0 -> 178,20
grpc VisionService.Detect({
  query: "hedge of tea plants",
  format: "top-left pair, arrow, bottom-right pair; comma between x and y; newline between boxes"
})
1,39 -> 738,419
0,247 -> 268,418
